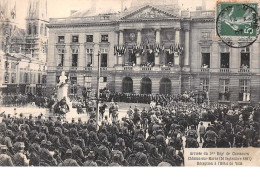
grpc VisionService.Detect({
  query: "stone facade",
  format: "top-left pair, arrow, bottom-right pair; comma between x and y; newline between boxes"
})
46,3 -> 260,105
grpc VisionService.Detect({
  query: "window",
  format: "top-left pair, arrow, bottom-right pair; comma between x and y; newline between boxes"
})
4,72 -> 9,83
20,72 -> 24,83
103,77 -> 107,82
201,31 -> 211,41
11,62 -> 16,69
86,35 -> 93,42
42,75 -> 47,84
86,49 -> 93,66
72,35 -> 79,43
38,73 -> 41,84
58,48 -> 65,66
84,76 -> 92,88
241,48 -> 250,68
5,61 -> 8,69
128,49 -> 136,65
219,79 -> 230,101
24,73 -> 29,83
220,53 -> 230,68
70,77 -> 77,94
101,34 -> 108,42
239,79 -> 250,101
100,48 -> 108,67
58,36 -> 64,43
165,50 -> 174,65
200,78 -> 209,92
11,73 -> 16,83
201,53 -> 210,68
101,54 -> 107,67
71,48 -> 78,67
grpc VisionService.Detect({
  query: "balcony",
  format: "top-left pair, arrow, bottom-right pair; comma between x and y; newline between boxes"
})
161,66 -> 172,71
201,68 -> 210,72
239,68 -> 250,73
100,67 -> 107,71
84,67 -> 92,71
123,66 -> 133,71
141,67 -> 152,71
220,68 -> 230,73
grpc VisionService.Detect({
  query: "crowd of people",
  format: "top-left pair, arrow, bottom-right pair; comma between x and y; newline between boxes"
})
0,96 -> 259,166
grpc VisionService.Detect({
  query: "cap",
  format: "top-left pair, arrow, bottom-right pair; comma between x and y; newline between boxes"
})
66,149 -> 72,154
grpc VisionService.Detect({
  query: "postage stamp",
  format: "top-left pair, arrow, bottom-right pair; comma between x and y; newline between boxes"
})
216,2 -> 259,48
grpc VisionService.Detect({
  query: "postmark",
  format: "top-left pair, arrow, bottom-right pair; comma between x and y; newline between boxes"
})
216,2 -> 259,48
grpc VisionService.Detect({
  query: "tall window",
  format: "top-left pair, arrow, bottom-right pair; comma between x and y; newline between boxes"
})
220,53 -> 230,68
38,73 -> 41,84
201,53 -> 210,68
84,76 -> 92,88
128,49 -> 136,65
239,79 -> 250,101
72,35 -> 79,43
241,48 -> 250,68
11,73 -> 16,83
71,48 -> 78,67
24,73 -> 29,83
86,49 -> 93,66
58,36 -> 65,43
200,78 -> 209,92
86,35 -> 93,42
165,50 -> 174,65
219,79 -> 230,100
4,73 -> 9,83
70,77 -> 77,94
101,34 -> 108,42
100,48 -> 108,67
58,48 -> 65,66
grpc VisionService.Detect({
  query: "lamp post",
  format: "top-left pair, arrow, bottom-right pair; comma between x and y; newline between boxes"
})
96,51 -> 101,122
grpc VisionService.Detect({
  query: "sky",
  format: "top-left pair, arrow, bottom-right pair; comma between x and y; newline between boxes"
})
14,0 -> 217,29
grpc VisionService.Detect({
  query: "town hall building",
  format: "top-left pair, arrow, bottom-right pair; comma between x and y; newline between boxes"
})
46,0 -> 260,105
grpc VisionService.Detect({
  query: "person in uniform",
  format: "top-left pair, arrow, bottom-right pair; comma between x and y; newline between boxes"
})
0,145 -> 14,166
83,151 -> 97,166
59,149 -> 79,166
13,142 -> 29,166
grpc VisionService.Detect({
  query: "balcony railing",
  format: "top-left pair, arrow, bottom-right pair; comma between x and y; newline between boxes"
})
239,68 -> 250,73
141,67 -> 152,71
84,67 -> 92,71
123,66 -> 133,71
201,68 -> 210,72
239,92 -> 251,102
161,66 -> 171,71
100,67 -> 107,71
220,68 -> 230,73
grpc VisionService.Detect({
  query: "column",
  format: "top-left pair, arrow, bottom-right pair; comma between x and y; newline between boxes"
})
174,28 -> 180,66
118,30 -> 124,65
184,30 -> 190,66
155,28 -> 161,66
136,29 -> 142,65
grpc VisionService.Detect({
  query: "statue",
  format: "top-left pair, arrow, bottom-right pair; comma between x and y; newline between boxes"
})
57,71 -> 67,88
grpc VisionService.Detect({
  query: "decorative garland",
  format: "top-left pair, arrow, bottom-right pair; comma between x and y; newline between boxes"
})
114,45 -> 127,56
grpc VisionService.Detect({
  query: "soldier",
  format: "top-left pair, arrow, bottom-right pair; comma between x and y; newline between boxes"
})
13,142 -> 29,166
83,151 -> 97,166
0,145 -> 14,166
59,149 -> 79,166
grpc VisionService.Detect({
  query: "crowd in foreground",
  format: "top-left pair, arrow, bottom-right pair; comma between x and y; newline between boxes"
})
0,98 -> 259,166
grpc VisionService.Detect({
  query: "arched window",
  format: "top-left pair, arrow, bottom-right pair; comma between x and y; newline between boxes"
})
160,78 -> 171,95
122,77 -> 133,93
141,77 -> 152,94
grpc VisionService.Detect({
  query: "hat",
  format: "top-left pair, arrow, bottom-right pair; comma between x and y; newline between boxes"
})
66,149 -> 72,154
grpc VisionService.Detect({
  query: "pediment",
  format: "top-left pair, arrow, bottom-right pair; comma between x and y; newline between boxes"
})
120,5 -> 176,20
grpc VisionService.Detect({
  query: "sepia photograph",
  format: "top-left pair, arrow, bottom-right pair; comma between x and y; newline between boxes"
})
0,0 -> 259,168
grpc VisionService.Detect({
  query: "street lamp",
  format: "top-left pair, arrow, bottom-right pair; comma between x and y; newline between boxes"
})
96,51 -> 101,122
